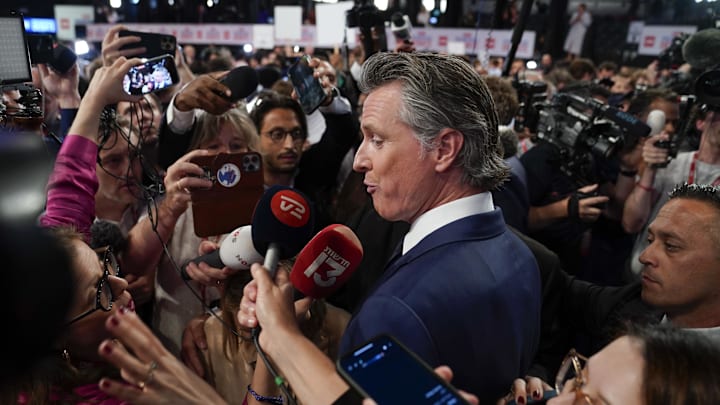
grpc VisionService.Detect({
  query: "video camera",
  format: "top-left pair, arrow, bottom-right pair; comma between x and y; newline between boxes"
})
657,33 -> 690,71
346,0 -> 387,57
532,93 -> 651,185
513,79 -> 548,133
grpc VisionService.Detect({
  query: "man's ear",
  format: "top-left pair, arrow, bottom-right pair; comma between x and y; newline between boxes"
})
433,129 -> 464,173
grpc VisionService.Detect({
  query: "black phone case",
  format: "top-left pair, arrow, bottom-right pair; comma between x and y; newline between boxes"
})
119,30 -> 177,59
190,152 -> 264,237
288,56 -> 326,114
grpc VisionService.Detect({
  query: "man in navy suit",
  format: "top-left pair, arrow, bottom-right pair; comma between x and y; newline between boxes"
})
338,52 -> 541,402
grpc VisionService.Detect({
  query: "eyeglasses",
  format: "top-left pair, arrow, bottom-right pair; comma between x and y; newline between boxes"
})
66,246 -> 121,325
555,349 -> 594,404
262,128 -> 305,144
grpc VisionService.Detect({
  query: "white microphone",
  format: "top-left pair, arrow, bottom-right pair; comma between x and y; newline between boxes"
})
181,225 -> 263,280
646,109 -> 666,136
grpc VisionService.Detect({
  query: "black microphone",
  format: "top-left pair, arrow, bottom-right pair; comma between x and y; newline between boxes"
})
180,225 -> 263,281
683,28 -> 720,71
251,185 -> 315,277
219,66 -> 259,102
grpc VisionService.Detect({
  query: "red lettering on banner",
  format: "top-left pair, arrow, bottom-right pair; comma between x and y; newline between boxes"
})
197,30 -> 203,39
223,31 -> 230,40
486,37 -> 495,49
644,36 -> 655,47
61,18 -> 70,30
439,36 -> 447,46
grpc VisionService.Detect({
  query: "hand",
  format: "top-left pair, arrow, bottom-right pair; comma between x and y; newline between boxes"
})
174,73 -> 233,114
236,264 -> 298,351
84,57 -> 144,107
496,376 -> 553,405
642,133 -> 670,166
98,308 -> 227,404
363,366 -> 478,405
162,149 -> 213,219
394,40 -> 416,53
183,240 -> 239,289
101,25 -> 147,67
37,63 -> 80,108
124,273 -> 154,306
574,184 -> 609,223
180,313 -> 211,377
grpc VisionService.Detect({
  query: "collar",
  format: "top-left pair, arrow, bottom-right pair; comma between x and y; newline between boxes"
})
402,192 -> 494,255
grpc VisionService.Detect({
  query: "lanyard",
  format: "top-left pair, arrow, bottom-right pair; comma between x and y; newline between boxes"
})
688,152 -> 720,186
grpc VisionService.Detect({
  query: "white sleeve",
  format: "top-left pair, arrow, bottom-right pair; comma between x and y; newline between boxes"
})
166,93 -> 196,134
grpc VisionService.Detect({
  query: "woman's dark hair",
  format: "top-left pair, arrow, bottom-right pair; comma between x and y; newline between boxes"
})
626,325 -> 720,405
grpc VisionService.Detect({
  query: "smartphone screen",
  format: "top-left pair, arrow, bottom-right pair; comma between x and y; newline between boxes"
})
288,55 -> 327,114
337,334 -> 470,405
123,54 -> 179,96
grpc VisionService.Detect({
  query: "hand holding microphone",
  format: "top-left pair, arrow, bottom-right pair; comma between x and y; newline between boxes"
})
238,224 -> 363,336
181,225 -> 263,284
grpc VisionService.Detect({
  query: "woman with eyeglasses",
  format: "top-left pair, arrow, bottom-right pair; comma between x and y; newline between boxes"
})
501,325 -> 720,405
5,56 -> 144,404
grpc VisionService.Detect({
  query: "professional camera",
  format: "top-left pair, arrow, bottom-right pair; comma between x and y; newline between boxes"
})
695,68 -> 720,110
513,79 -> 547,132
346,0 -> 387,56
532,93 -> 651,185
390,12 -> 412,42
657,33 -> 690,71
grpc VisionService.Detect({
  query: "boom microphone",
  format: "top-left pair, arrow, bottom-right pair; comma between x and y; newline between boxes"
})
181,225 -> 263,281
682,28 -> 720,71
251,185 -> 315,276
290,224 -> 363,299
220,66 -> 259,102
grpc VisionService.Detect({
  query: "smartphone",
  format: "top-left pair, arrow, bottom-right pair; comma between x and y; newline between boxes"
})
288,55 -> 327,114
337,334 -> 471,405
123,54 -> 179,96
118,30 -> 177,59
190,152 -> 264,237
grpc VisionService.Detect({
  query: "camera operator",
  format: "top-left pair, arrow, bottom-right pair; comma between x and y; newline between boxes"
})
623,104 -> 720,276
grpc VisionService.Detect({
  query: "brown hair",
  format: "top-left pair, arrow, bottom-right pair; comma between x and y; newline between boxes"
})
626,325 -> 720,405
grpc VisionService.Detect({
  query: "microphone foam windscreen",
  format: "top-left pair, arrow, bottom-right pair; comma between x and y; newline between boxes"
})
646,109 -> 666,136
251,185 -> 314,259
682,28 -> 720,71
219,225 -> 263,270
220,66 -> 259,102
290,224 -> 363,299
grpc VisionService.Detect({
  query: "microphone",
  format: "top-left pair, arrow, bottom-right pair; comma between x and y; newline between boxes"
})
181,225 -> 263,281
251,185 -> 315,276
220,66 -> 259,102
682,28 -> 720,71
290,224 -> 363,299
646,109 -> 666,136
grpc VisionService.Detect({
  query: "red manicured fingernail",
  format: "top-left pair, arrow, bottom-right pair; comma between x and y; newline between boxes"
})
119,306 -> 128,315
109,316 -> 119,327
102,344 -> 113,354
533,390 -> 541,399
517,397 -> 525,405
100,380 -> 111,389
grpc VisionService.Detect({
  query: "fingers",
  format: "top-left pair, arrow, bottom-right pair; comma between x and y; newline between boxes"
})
98,338 -> 150,385
180,319 -> 208,377
104,308 -> 167,362
510,378 -> 528,404
433,365 -> 454,382
578,183 -> 598,193
184,261 -> 230,286
580,196 -> 609,207
525,376 -> 550,401
98,378 -> 145,404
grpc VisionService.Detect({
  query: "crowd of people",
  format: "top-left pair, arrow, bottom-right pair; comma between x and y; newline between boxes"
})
2,20 -> 720,405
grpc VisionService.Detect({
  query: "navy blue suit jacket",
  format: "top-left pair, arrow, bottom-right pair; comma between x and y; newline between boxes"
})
340,208 -> 541,402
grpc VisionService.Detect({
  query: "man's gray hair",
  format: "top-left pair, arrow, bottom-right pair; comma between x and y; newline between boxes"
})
359,52 -> 508,190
